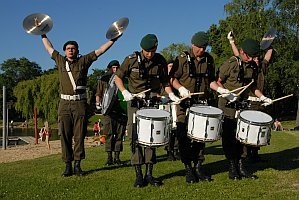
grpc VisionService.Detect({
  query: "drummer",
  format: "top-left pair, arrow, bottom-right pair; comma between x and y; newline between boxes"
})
212,38 -> 273,180
40,33 -> 121,177
95,60 -> 127,166
227,31 -> 274,162
114,34 -> 180,188
169,31 -> 217,183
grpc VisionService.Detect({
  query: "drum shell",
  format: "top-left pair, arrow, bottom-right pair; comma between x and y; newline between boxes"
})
136,108 -> 170,147
236,110 -> 273,146
187,106 -> 223,142
158,103 -> 177,130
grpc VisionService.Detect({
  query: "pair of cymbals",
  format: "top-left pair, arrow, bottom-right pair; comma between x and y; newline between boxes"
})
23,13 -> 129,39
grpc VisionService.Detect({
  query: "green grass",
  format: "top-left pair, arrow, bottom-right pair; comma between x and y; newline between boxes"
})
1,131 -> 298,200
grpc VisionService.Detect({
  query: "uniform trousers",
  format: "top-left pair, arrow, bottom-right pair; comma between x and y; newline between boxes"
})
58,99 -> 87,162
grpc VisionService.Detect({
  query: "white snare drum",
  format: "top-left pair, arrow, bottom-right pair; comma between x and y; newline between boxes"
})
136,108 -> 170,147
236,110 -> 273,146
158,103 -> 177,129
187,106 -> 223,142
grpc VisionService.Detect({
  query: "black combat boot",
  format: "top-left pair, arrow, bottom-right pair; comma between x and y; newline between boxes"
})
74,160 -> 84,176
195,161 -> 212,182
174,149 -> 181,160
238,158 -> 258,179
105,151 -> 114,166
167,150 -> 176,161
228,160 -> 241,180
114,151 -> 123,165
134,165 -> 144,188
144,164 -> 163,186
184,163 -> 197,184
62,161 -> 73,177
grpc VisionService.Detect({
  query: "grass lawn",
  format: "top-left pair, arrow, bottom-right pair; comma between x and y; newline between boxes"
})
0,131 -> 298,200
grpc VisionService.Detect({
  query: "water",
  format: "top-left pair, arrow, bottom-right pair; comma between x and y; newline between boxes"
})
0,127 -> 94,142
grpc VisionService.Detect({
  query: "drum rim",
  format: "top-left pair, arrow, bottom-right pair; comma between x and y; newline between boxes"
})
189,109 -> 223,118
239,110 -> 273,124
136,108 -> 170,119
190,106 -> 223,116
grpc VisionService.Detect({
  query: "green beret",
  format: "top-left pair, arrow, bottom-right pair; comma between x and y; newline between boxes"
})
107,60 -> 120,68
240,39 -> 260,57
191,32 -> 209,47
140,34 -> 158,51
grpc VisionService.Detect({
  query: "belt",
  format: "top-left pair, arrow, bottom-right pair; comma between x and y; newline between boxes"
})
61,93 -> 87,101
248,96 -> 261,102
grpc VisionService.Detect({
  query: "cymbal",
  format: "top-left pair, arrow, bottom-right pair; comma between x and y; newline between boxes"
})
106,17 -> 129,40
260,27 -> 277,50
23,13 -> 53,35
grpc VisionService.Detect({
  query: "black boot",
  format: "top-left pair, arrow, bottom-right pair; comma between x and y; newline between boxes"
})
74,160 -> 84,176
62,161 -> 73,177
228,160 -> 241,180
195,161 -> 212,182
114,151 -> 123,165
184,163 -> 197,184
174,149 -> 181,160
167,150 -> 176,161
144,164 -> 163,186
105,151 -> 114,166
134,165 -> 144,188
238,158 -> 258,179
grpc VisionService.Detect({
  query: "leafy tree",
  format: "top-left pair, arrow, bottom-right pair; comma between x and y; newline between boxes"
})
160,43 -> 190,62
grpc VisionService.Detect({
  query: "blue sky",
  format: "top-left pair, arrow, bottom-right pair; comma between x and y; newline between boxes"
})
0,0 -> 229,72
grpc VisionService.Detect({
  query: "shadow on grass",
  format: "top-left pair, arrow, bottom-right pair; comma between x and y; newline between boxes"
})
157,146 -> 299,182
83,159 -> 132,175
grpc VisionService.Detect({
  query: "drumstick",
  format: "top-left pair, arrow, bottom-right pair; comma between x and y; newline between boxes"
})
217,85 -> 248,97
178,92 -> 204,102
236,80 -> 254,96
261,94 -> 294,106
132,89 -> 151,97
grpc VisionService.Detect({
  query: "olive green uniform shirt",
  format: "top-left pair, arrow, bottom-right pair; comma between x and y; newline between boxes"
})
218,56 -> 258,118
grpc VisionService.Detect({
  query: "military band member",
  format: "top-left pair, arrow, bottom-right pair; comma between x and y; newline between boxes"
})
213,38 -> 273,180
170,32 -> 216,183
227,31 -> 274,162
41,34 -> 120,177
114,34 -> 179,187
96,60 -> 127,166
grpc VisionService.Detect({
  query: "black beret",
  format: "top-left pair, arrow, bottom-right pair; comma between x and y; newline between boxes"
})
63,41 -> 79,51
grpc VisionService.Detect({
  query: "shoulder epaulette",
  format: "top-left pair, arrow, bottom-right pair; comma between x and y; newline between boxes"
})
128,53 -> 137,59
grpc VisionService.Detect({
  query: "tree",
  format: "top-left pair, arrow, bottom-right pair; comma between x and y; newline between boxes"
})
160,43 -> 190,62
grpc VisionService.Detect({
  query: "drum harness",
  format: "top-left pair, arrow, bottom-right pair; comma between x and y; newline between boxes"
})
227,56 -> 259,115
61,60 -> 87,101
183,51 -> 212,108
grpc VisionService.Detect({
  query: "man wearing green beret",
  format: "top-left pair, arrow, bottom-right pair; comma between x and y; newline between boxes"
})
114,34 -> 179,188
211,38 -> 273,180
96,60 -> 127,166
169,31 -> 217,183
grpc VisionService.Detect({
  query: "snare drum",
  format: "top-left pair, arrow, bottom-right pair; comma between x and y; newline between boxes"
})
136,108 -> 170,147
187,106 -> 223,142
236,110 -> 273,146
158,103 -> 177,129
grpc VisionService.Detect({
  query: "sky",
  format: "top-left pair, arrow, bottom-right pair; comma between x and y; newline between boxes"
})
0,0 -> 229,73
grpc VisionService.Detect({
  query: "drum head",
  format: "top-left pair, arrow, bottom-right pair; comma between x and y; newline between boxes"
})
190,106 -> 223,115
137,108 -> 170,118
101,74 -> 117,115
240,110 -> 273,123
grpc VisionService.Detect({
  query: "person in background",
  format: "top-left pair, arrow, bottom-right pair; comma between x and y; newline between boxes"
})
96,60 -> 127,166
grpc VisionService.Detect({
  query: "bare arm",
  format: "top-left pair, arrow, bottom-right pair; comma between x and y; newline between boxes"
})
114,75 -> 126,92
264,48 -> 273,62
41,34 -> 54,56
230,42 -> 240,57
94,40 -> 115,57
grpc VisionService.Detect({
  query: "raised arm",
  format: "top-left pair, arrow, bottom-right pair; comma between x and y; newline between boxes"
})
41,34 -> 54,56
